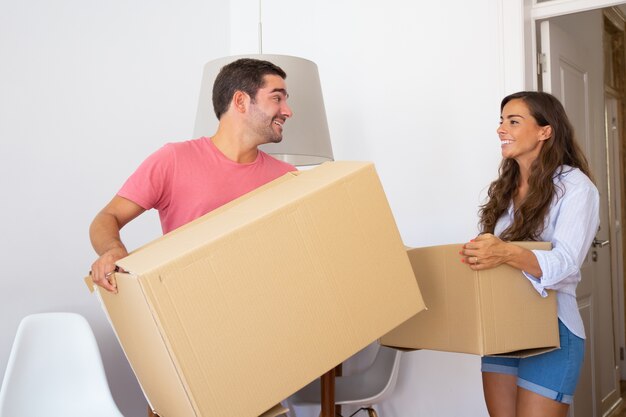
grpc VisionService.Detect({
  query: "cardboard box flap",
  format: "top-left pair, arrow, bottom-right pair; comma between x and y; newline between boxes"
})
117,161 -> 373,276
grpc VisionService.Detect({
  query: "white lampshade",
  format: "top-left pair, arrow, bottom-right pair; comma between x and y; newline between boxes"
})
193,54 -> 334,167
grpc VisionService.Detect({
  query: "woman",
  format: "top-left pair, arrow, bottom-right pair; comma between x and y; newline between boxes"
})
460,91 -> 599,417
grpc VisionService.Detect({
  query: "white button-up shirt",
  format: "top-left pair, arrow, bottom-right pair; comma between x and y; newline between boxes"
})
494,166 -> 599,338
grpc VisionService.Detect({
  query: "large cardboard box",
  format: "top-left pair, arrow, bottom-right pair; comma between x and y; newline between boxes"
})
87,161 -> 425,417
380,242 -> 558,356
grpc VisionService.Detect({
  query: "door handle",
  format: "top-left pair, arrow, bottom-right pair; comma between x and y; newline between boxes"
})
592,238 -> 610,248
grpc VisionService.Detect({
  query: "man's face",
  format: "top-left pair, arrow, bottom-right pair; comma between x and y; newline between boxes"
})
247,74 -> 293,144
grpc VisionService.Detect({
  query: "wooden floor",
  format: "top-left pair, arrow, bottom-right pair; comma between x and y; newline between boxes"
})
609,381 -> 626,417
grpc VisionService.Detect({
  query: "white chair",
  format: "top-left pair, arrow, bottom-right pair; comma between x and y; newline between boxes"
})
0,312 -> 124,417
288,345 -> 402,417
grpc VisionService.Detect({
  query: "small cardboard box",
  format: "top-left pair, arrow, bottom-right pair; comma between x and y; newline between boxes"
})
87,161 -> 425,417
380,242 -> 558,356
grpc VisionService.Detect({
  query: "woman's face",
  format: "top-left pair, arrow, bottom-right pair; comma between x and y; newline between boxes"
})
497,98 -> 551,167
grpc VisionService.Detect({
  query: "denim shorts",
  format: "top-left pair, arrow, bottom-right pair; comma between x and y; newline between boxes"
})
481,319 -> 584,404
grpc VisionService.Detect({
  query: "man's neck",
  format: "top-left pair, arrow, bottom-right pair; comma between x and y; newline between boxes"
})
211,127 -> 259,164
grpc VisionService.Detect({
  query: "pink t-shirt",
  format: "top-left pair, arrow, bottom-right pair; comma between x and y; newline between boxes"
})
118,137 -> 296,234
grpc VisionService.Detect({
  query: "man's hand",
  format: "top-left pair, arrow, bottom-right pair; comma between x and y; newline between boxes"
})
90,247 -> 128,293
89,195 -> 145,293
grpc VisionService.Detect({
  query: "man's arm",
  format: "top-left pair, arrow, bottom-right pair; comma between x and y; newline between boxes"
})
89,196 -> 146,293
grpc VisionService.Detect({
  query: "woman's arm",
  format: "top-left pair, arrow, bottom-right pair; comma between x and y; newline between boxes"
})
460,234 -> 542,277
461,173 -> 599,293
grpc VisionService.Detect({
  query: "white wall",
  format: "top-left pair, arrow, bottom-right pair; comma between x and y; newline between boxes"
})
230,1 -> 511,416
241,0 -> 507,246
0,0 -> 520,416
0,1 -> 228,415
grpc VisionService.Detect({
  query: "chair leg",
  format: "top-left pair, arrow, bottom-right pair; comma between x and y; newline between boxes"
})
148,405 -> 158,417
366,407 -> 378,417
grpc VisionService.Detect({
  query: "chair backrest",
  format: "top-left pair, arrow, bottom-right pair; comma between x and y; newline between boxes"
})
288,344 -> 403,414
335,345 -> 402,406
0,312 -> 124,417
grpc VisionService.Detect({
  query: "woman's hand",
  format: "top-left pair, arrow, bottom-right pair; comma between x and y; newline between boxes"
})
460,233 -> 543,276
460,233 -> 511,270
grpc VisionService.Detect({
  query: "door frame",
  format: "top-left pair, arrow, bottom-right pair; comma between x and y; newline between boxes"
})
498,0 -> 626,93
606,91 -> 625,383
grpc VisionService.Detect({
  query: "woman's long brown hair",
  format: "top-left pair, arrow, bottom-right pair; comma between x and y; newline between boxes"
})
479,91 -> 593,241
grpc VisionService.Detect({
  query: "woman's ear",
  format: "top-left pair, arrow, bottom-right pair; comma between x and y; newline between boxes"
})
539,125 -> 553,142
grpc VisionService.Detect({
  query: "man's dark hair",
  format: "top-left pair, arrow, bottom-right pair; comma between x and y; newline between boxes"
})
212,58 -> 287,120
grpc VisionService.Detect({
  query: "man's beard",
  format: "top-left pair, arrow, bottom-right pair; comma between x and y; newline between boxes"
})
249,106 -> 283,144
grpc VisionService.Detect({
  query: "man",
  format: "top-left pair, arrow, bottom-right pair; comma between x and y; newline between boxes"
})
89,58 -> 295,293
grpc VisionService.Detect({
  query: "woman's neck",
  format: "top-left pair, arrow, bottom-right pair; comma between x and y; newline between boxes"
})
514,161 -> 532,208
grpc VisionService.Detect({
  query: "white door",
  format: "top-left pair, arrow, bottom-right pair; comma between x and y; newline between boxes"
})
606,94 -> 625,385
539,11 -> 619,417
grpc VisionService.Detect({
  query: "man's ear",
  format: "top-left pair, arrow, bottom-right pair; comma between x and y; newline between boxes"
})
232,90 -> 250,114
539,125 -> 553,142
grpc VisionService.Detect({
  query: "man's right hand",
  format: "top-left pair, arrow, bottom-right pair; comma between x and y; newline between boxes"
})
90,247 -> 128,293
89,195 -> 146,294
